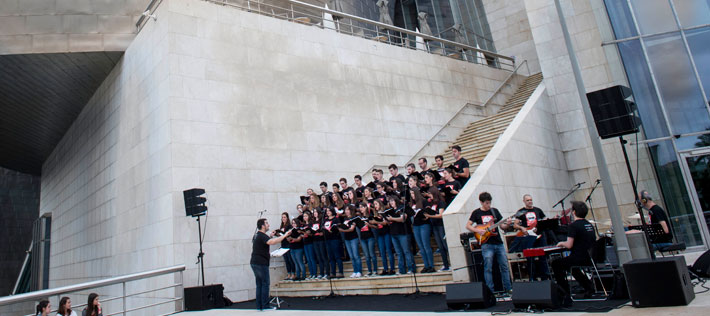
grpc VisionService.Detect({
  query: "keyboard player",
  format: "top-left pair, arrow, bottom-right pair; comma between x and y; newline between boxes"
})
551,201 -> 596,298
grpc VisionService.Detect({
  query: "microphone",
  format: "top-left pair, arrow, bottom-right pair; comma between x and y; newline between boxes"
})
575,181 -> 586,187
595,179 -> 601,184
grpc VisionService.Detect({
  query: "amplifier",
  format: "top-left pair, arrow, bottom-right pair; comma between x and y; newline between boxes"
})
184,284 -> 225,311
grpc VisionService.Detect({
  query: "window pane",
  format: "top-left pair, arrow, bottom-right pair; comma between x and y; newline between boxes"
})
631,0 -> 679,34
646,32 -> 710,134
673,0 -> 710,28
647,140 -> 704,246
676,134 -> 710,150
604,0 -> 638,39
617,40 -> 670,139
686,27 -> 710,105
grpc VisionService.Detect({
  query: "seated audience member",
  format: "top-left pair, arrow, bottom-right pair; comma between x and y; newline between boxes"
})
82,293 -> 103,316
57,296 -> 78,316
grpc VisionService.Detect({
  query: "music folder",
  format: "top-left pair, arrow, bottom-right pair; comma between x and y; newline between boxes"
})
270,248 -> 290,257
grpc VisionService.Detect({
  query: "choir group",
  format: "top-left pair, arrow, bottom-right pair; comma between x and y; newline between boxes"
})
272,146 -> 472,280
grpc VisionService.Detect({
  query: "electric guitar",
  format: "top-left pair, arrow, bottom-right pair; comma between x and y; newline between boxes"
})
474,209 -> 526,245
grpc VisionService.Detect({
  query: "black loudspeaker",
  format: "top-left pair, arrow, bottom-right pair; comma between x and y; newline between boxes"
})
184,284 -> 225,311
691,249 -> 710,278
445,282 -> 496,309
512,281 -> 562,309
586,85 -> 640,139
623,257 -> 694,307
183,188 -> 207,217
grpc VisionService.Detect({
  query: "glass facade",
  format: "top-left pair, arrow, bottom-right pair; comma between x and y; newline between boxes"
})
604,0 -> 710,247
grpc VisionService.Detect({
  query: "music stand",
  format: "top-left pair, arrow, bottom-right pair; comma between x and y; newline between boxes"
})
269,248 -> 290,308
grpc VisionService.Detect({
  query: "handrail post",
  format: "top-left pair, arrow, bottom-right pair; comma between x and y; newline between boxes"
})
122,282 -> 126,316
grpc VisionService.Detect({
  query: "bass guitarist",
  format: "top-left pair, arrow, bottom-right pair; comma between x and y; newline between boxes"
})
465,192 -> 513,295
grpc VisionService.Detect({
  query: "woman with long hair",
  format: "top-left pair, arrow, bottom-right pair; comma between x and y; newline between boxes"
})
423,171 -> 449,271
371,198 -> 395,275
279,212 -> 295,280
320,194 -> 332,209
301,211 -> 319,279
363,187 -> 376,207
323,208 -> 344,278
409,187 -> 435,273
286,219 -> 306,281
331,192 -> 346,212
307,193 -> 321,212
82,293 -> 102,316
57,296 -> 77,316
311,209 -> 330,279
341,205 -> 362,278
386,196 -> 415,274
36,300 -> 50,316
358,202 -> 378,276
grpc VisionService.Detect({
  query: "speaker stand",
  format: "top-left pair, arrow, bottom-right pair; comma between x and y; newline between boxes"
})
619,136 -> 655,259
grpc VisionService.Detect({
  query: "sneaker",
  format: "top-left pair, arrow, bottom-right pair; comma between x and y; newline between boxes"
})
438,266 -> 450,272
336,273 -> 344,278
349,273 -> 357,278
395,271 -> 402,276
388,270 -> 396,275
355,272 -> 362,278
378,270 -> 388,276
434,249 -> 441,254
367,272 -> 373,277
506,290 -> 513,297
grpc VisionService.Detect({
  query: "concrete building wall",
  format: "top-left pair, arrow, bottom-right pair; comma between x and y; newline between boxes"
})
442,83 -> 572,282
38,0 -> 516,304
0,0 -> 150,54
483,0 -> 541,74
520,0 -> 660,226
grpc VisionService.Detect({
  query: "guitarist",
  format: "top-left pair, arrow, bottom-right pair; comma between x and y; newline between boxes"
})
466,192 -> 513,295
511,194 -> 549,280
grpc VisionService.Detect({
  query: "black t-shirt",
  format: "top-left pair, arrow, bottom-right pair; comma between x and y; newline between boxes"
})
426,187 -> 444,226
568,219 -> 596,260
442,180 -> 461,206
453,157 -> 470,182
360,221 -> 374,239
649,205 -> 673,243
390,174 -> 405,184
343,218 -> 359,240
412,208 -> 430,226
250,232 -> 271,265
280,225 -> 292,248
323,218 -> 340,240
469,208 -> 504,244
516,207 -> 546,228
389,213 -> 407,235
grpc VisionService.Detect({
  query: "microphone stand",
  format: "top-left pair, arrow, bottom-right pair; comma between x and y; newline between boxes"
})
402,185 -> 422,297
552,183 -> 583,223
585,180 -> 601,236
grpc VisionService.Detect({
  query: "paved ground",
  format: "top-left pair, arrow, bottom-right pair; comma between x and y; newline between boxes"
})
179,251 -> 710,316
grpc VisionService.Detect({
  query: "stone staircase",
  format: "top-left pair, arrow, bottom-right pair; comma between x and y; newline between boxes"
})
442,73 -> 544,169
272,73 -> 544,297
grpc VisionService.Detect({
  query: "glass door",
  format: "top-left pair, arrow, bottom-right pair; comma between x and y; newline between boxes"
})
679,148 -> 710,249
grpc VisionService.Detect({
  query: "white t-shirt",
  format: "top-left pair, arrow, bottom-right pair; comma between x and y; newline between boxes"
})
57,311 -> 78,316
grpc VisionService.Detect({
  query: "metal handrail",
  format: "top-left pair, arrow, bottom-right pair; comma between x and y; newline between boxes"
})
0,265 -> 185,312
136,0 -> 163,31
360,60 -> 530,178
286,0 -> 514,64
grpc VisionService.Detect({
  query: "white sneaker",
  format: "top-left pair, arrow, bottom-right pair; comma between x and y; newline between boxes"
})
349,273 -> 357,278
355,272 -> 362,278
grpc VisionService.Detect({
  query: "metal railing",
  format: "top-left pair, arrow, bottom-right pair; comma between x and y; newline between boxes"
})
0,265 -> 185,316
360,60 -> 530,179
203,0 -> 515,70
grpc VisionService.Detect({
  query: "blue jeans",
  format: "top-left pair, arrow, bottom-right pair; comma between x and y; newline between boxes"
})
344,238 -> 362,273
304,243 -> 317,277
652,242 -> 674,251
391,234 -> 415,273
250,264 -> 270,310
412,224 -> 434,269
374,230 -> 395,271
360,237 -> 378,273
290,248 -> 306,279
326,239 -> 344,274
283,250 -> 295,274
432,225 -> 450,268
313,240 -> 330,276
482,243 -> 512,292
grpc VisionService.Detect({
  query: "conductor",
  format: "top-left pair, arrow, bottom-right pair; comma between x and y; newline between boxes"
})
251,218 -> 292,311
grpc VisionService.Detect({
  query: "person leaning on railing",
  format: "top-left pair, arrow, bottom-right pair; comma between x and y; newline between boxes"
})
81,293 -> 102,316
35,300 -> 51,316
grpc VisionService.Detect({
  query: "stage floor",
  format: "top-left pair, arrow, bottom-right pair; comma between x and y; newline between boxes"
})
178,283 -> 710,316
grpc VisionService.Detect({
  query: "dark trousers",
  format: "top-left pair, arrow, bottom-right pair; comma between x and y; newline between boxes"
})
283,251 -> 295,274
551,256 -> 593,295
250,263 -> 270,310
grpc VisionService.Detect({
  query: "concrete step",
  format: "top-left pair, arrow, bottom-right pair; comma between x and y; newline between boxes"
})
272,271 -> 453,296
